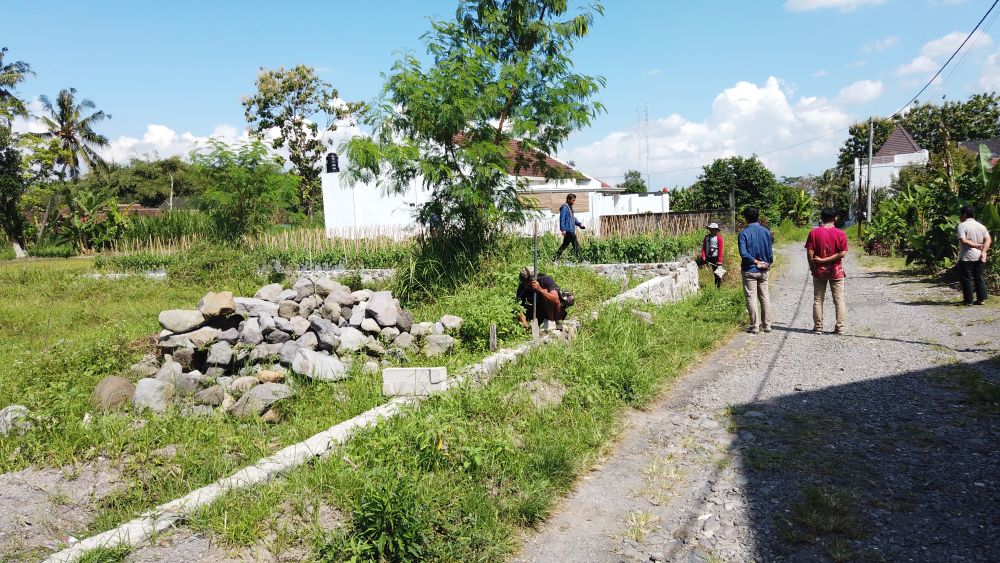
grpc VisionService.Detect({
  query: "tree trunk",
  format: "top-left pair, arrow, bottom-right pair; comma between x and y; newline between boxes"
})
12,240 -> 26,259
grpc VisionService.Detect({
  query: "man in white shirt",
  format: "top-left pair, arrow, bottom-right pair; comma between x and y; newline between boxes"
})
956,206 -> 992,305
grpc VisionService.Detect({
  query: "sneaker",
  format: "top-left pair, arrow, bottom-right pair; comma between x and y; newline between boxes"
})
974,300 -> 986,305
762,326 -> 772,333
746,326 -> 760,334
811,327 -> 823,334
833,327 -> 845,335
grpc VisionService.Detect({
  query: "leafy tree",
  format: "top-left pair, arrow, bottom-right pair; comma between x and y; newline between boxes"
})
813,168 -> 852,222
36,88 -> 111,180
190,139 -> 298,239
0,47 -> 32,254
344,0 -> 605,247
59,188 -> 128,252
835,118 -> 894,174
688,155 -> 779,214
0,47 -> 32,128
901,93 -> 1000,155
78,156 -> 205,207
243,65 -> 360,216
618,169 -> 647,194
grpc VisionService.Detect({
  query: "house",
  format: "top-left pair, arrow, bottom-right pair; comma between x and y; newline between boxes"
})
320,140 -> 670,237
957,137 -> 1000,165
852,125 -> 929,192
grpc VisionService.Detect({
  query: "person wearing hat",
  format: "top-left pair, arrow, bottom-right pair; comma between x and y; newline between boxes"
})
515,266 -> 566,330
696,222 -> 725,288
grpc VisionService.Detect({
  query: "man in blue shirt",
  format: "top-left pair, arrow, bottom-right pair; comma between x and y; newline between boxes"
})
554,194 -> 585,261
738,207 -> 774,334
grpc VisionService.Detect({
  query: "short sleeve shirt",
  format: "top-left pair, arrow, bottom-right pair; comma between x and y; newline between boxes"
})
805,225 -> 848,279
957,219 -> 990,261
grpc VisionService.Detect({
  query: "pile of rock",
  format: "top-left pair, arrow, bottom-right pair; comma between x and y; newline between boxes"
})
91,276 -> 463,419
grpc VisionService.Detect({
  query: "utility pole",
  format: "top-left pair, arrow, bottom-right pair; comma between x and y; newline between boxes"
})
729,187 -> 736,232
865,117 -> 874,227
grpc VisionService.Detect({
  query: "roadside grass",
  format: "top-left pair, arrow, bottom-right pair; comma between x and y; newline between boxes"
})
776,484 -> 871,562
926,361 -> 1000,415
182,289 -> 746,561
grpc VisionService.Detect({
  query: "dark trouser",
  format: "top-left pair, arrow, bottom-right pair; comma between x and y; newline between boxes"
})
555,231 -> 580,260
958,260 -> 988,304
696,257 -> 722,288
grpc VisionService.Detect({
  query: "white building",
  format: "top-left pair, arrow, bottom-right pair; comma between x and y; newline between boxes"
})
321,140 -> 670,237
853,125 -> 929,192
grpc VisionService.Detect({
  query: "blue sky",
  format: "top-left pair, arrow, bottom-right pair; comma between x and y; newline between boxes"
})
6,0 -> 999,186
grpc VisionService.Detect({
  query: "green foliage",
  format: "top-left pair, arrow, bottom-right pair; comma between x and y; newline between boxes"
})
244,65 -> 361,216
164,242 -> 273,291
36,87 -> 110,179
344,0 -> 605,247
28,241 -> 76,258
191,139 -> 299,239
59,188 -> 128,252
76,156 -> 205,208
122,210 -> 214,243
0,47 -> 32,125
683,156 -> 780,219
94,251 -> 175,272
618,169 -> 647,194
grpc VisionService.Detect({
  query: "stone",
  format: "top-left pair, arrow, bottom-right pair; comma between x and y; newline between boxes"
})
392,332 -> 416,350
433,322 -> 445,335
326,287 -> 357,307
258,314 -> 276,333
309,316 -> 338,335
266,330 -> 291,344
197,291 -> 236,318
396,309 -> 414,333
171,347 -> 195,370
220,392 -> 236,412
630,309 -> 654,325
276,289 -> 298,302
234,297 -> 279,318
229,376 -> 259,396
155,360 -> 183,383
260,408 -> 281,423
440,315 -> 463,332
314,277 -> 341,297
363,360 -> 380,375
351,289 -> 373,302
274,316 -> 294,333
129,355 -> 160,378
206,366 -> 226,379
366,291 -> 398,327
318,331 -> 341,353
337,327 -> 366,352
380,327 -> 401,341
216,376 -> 234,390
319,300 -> 343,322
292,348 -> 348,381
133,379 -> 173,413
410,322 -> 433,337
91,376 -> 136,412
158,309 -> 205,333
360,317 -> 381,334
241,318 -> 263,345
290,316 -> 311,337
159,327 -> 220,349
365,338 -> 387,356
279,341 -> 303,365
258,369 -> 286,383
743,410 -> 766,419
254,283 -> 283,302
277,300 -> 300,319
296,331 -> 318,351
249,343 -> 282,363
229,382 -> 293,417
293,277 -> 317,300
298,295 -> 319,318
207,341 -> 233,366
349,303 -> 368,327
219,328 -> 240,344
424,334 -> 455,357
194,385 -> 225,406
0,405 -> 32,435
174,374 -> 202,396
340,306 -> 353,320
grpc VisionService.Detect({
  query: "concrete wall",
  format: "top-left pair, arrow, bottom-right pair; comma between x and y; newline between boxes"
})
603,259 -> 700,305
853,151 -> 929,192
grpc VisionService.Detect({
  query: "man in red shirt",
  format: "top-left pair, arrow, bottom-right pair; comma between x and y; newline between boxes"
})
805,208 -> 848,334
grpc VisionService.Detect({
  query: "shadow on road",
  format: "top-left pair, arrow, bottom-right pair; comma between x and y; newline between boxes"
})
729,356 -> 1000,561
768,325 -> 993,353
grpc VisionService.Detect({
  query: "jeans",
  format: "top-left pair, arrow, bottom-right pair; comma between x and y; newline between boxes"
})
742,271 -> 771,329
813,277 -> 846,331
555,231 -> 581,260
958,260 -> 988,304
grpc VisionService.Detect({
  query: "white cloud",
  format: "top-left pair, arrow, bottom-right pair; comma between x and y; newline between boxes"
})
836,79 -> 884,104
897,30 -> 992,75
644,69 -> 662,77
101,123 -> 250,163
813,69 -> 829,77
979,49 -> 1000,90
860,35 -> 898,54
785,0 -> 886,12
561,76 -> 854,187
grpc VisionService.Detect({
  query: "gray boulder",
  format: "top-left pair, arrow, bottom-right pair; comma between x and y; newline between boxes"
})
396,309 -> 414,333
352,289 -> 373,302
380,327 -> 401,341
366,291 -> 398,327
155,360 -> 183,383
317,331 -> 341,352
338,327 -> 366,352
194,385 -> 225,406
171,347 -> 195,370
198,291 -> 236,318
0,405 -> 32,436
440,315 -> 463,332
319,300 -> 342,322
159,326 -> 220,349
207,341 -> 233,366
290,316 -> 311,337
314,277 -> 341,297
133,379 -> 173,413
360,317 -> 381,334
277,300 -> 300,320
240,318 -> 263,345
234,297 -> 279,318
205,367 -> 226,379
298,295 -> 321,318
309,316 -> 338,335
349,303 -> 368,327
174,374 -> 202,396
424,334 -> 455,357
279,341 -> 302,365
293,277 -> 317,300
266,329 -> 291,344
219,328 -> 240,344
129,355 -> 160,378
229,375 -> 258,396
274,316 -> 294,333
254,283 -> 283,302
630,309 -> 654,325
392,332 -> 416,351
365,338 -> 387,356
410,322 -> 433,337
229,382 -> 293,417
433,322 -> 445,335
249,343 -> 281,363
158,309 -> 205,333
291,349 -> 348,381
91,376 -> 136,412
259,314 -> 276,333
326,287 -> 357,307
276,289 -> 298,302
296,331 -> 318,351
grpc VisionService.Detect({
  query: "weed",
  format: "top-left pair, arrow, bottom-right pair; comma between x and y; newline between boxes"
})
781,485 -> 869,541
622,510 -> 659,542
77,544 -> 129,562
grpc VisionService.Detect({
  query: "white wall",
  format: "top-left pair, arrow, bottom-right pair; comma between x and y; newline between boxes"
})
853,151 -> 930,191
321,173 -> 427,237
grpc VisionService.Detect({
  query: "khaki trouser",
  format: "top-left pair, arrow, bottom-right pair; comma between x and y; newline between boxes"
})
742,271 -> 771,329
813,277 -> 846,331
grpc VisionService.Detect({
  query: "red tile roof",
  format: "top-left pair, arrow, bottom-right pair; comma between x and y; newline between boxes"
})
875,125 -> 923,158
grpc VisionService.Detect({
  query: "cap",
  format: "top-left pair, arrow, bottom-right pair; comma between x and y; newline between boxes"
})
707,222 -> 720,229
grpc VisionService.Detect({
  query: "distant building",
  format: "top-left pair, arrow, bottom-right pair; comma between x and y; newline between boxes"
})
320,140 -> 670,237
853,125 -> 929,192
957,137 -> 1000,165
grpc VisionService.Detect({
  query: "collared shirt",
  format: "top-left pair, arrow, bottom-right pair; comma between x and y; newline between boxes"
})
957,218 -> 990,261
805,224 -> 848,279
559,203 -> 582,233
738,222 -> 774,273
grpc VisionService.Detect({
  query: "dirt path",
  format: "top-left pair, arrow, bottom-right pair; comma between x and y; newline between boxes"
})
515,245 -> 1000,563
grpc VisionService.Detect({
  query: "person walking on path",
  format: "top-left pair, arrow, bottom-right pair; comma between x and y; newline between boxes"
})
696,222 -> 725,288
806,208 -> 849,333
554,194 -> 585,261
738,207 -> 773,334
957,206 -> 992,305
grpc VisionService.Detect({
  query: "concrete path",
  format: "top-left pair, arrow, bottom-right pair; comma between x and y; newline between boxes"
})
515,245 -> 999,562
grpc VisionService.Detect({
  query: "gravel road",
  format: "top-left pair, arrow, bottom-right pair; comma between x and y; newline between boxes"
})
515,245 -> 999,563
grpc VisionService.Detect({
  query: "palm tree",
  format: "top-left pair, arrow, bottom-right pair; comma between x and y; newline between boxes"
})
0,47 -> 32,128
37,88 -> 111,179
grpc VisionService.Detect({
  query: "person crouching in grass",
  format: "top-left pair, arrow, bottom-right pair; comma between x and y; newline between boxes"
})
515,267 -> 565,330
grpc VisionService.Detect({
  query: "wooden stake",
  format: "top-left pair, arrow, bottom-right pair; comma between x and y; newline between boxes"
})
489,323 -> 497,352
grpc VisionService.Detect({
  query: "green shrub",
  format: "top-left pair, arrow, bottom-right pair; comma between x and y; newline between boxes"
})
0,240 -> 14,261
28,242 -> 77,258
123,210 -> 215,242
166,243 -> 275,292
94,252 -> 176,273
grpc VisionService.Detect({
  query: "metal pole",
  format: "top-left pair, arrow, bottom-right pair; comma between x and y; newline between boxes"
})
532,221 -> 539,341
729,187 -> 736,231
866,117 -> 874,224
